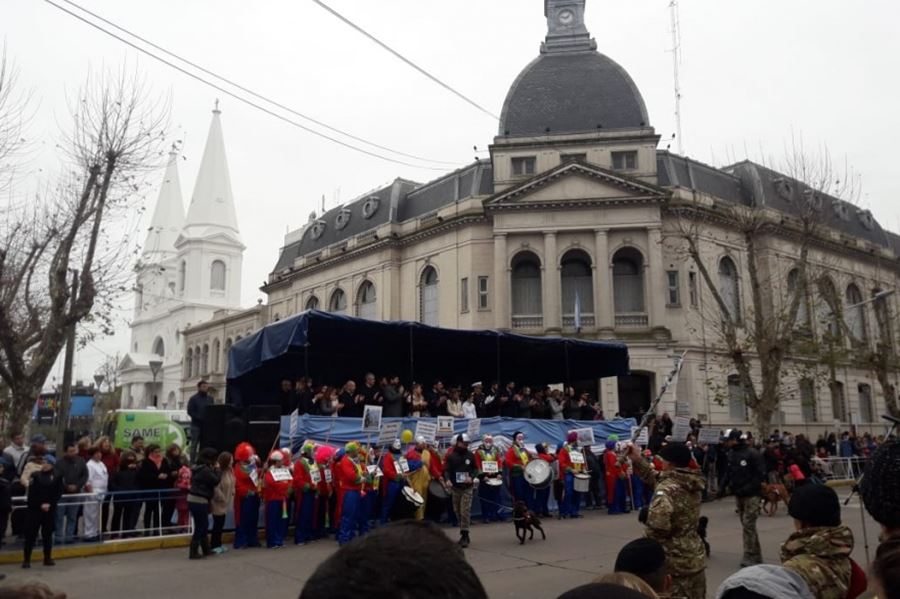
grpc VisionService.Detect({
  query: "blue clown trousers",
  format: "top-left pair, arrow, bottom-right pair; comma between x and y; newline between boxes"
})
511,475 -> 535,512
609,478 -> 629,514
535,485 -> 551,516
561,472 -> 581,517
294,492 -> 316,544
479,481 -> 503,522
631,475 -> 645,510
381,481 -> 402,524
233,495 -> 260,549
337,490 -> 361,545
265,500 -> 288,548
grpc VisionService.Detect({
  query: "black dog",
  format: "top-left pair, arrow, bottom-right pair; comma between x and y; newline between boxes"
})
512,501 -> 546,545
697,516 -> 710,557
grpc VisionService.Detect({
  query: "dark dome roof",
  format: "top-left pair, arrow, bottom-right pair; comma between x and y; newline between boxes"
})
499,51 -> 649,137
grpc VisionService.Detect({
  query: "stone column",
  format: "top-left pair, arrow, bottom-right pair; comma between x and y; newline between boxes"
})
493,234 -> 509,330
646,227 -> 665,328
544,231 -> 561,333
594,229 -> 613,335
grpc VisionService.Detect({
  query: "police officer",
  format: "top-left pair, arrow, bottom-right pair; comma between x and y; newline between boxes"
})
630,441 -> 707,599
723,429 -> 766,566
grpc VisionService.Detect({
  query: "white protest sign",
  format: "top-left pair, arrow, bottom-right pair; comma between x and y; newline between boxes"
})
377,421 -> 401,446
631,426 -> 650,446
697,428 -> 721,445
436,416 -> 455,437
672,416 -> 693,441
269,467 -> 292,482
323,468 -> 333,484
467,418 -> 482,439
415,420 -> 438,444
482,461 -> 499,474
570,428 -> 595,446
570,451 -> 585,465
362,405 -> 383,433
309,465 -> 321,485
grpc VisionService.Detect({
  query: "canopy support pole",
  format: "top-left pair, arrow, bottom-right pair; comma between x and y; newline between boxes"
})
409,327 -> 415,384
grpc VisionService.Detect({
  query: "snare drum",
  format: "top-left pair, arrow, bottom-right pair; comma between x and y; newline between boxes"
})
391,486 -> 424,521
524,459 -> 552,489
428,479 -> 449,501
573,473 -> 591,493
484,477 -> 503,487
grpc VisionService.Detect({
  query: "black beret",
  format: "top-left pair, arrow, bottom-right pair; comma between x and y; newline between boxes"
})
659,442 -> 692,468
614,537 -> 666,575
860,439 -> 900,528
788,484 -> 841,527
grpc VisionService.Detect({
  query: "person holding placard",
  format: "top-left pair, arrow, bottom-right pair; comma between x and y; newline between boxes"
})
262,451 -> 291,549
558,432 -> 586,519
292,441 -> 318,545
474,435 -> 504,524
380,439 -> 407,524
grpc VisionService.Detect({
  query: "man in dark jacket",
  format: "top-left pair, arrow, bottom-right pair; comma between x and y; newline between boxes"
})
277,378 -> 297,417
187,448 -> 221,559
381,376 -> 404,418
53,443 -> 87,544
187,380 -> 213,462
444,433 -> 478,548
23,456 -> 63,568
724,430 -> 766,567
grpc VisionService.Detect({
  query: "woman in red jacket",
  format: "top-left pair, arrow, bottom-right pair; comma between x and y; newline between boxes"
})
262,450 -> 291,548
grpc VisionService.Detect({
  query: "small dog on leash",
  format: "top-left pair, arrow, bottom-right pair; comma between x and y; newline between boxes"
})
512,501 -> 546,545
697,516 -> 710,557
762,483 -> 791,517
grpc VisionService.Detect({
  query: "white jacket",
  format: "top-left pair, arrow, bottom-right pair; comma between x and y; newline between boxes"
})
86,459 -> 108,494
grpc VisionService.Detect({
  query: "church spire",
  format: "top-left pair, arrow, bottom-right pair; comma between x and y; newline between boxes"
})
142,147 -> 185,260
542,0 -> 597,54
181,102 -> 241,243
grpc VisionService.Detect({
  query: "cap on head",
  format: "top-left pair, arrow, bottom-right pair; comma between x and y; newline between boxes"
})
607,434 -> 619,442
788,484 -> 841,527
567,432 -> 579,443
270,450 -> 284,463
456,433 -> 471,444
345,441 -> 360,455
301,440 -> 316,455
30,434 -> 47,445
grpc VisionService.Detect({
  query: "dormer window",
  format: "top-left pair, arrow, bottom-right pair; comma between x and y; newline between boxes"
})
511,156 -> 536,176
857,209 -> 875,230
362,196 -> 380,219
803,189 -> 823,210
773,178 -> 793,201
310,220 -> 326,240
611,151 -> 637,171
335,209 -> 351,231
833,201 -> 850,221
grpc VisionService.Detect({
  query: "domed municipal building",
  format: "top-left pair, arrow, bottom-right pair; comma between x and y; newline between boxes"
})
184,0 -> 900,436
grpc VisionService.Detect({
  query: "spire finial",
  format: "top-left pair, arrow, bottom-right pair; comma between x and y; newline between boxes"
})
213,98 -> 220,114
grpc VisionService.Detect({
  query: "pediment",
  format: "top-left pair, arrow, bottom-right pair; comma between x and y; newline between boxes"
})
487,162 -> 667,209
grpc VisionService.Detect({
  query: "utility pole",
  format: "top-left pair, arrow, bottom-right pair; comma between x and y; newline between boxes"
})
56,269 -> 79,443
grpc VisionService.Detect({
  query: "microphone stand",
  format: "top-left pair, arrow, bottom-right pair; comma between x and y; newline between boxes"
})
843,414 -> 898,564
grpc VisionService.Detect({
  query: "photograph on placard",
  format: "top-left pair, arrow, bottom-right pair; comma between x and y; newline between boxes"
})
437,415 -> 455,437
362,405 -> 383,433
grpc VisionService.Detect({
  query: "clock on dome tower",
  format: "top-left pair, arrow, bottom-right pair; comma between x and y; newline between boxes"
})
543,0 -> 596,54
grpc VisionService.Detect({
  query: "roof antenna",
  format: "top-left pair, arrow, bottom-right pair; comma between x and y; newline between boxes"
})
669,0 -> 684,155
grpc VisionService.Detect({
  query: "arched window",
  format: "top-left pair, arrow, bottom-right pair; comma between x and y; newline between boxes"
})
727,374 -> 748,421
799,378 -> 817,422
152,337 -> 165,358
612,247 -> 645,326
212,339 -> 221,372
357,281 -> 377,320
185,347 -> 193,378
329,288 -> 347,314
873,289 -> 893,348
816,277 -> 841,338
718,257 -> 741,321
787,269 -> 810,329
420,266 -> 439,326
845,284 -> 866,343
561,249 -> 594,327
830,380 -> 847,422
858,383 -> 873,423
306,296 -> 320,311
179,260 -> 186,293
511,252 -> 542,328
210,260 -> 226,292
201,344 -> 209,374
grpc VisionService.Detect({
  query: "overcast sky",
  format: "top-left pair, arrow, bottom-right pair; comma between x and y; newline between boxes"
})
3,0 -> 899,385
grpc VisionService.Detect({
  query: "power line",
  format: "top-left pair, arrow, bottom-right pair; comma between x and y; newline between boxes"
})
312,0 -> 500,121
44,0 -> 455,172
57,0 -> 459,168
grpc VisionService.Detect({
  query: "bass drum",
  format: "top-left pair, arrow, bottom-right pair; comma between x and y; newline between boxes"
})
391,486 -> 424,521
524,459 -> 552,490
428,479 -> 449,501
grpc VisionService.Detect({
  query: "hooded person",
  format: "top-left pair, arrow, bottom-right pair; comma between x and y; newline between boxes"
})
232,442 -> 261,549
292,441 -> 319,545
629,441 -> 707,599
558,432 -> 586,519
780,484 -> 854,599
262,451 -> 291,549
335,442 -> 366,545
604,435 -> 627,515
715,564 -> 814,599
475,434 -> 504,523
380,439 -> 406,524
505,431 -> 534,510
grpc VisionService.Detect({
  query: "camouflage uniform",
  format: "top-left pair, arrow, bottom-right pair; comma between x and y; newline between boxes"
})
781,525 -> 854,599
634,459 -> 707,599
737,495 -> 762,565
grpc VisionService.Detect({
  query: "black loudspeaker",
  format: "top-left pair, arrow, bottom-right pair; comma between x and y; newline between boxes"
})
247,404 -> 280,422
224,417 -> 248,454
201,404 -> 236,453
247,422 -> 281,455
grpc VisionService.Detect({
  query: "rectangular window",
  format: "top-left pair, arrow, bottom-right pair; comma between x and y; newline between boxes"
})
478,276 -> 489,310
511,156 -> 536,176
611,151 -> 638,170
688,271 -> 698,307
561,153 -> 586,164
666,271 -> 680,306
858,384 -> 873,423
728,375 -> 748,421
800,379 -> 818,422
460,277 -> 469,313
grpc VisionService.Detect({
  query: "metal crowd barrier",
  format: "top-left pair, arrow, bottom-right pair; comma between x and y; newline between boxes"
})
815,456 -> 870,481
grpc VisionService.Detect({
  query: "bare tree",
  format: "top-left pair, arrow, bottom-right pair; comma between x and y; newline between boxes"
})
0,63 -> 168,436
670,139 -> 862,437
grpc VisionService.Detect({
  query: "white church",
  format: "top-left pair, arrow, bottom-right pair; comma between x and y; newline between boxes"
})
119,105 -> 244,409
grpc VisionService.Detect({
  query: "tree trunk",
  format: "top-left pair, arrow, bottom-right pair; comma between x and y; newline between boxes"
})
6,383 -> 39,437
752,403 -> 774,440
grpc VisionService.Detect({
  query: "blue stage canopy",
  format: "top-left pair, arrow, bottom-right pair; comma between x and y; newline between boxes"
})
226,310 -> 629,407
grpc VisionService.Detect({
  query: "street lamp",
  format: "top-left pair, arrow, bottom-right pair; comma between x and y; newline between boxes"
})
149,359 -> 163,408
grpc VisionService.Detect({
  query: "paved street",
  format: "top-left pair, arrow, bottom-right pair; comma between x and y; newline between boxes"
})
1,497 -> 878,599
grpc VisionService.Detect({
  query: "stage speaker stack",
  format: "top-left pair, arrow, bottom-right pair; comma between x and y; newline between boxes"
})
247,404 -> 281,455
200,404 -> 237,453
